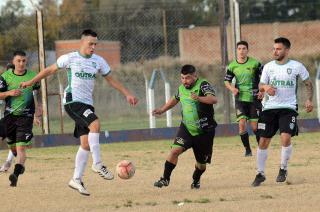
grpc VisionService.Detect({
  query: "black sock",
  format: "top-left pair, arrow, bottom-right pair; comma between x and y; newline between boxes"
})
13,164 -> 25,177
240,132 -> 251,151
163,160 -> 176,181
192,166 -> 206,182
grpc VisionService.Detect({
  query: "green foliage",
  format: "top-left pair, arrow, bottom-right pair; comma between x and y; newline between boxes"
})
239,0 -> 320,23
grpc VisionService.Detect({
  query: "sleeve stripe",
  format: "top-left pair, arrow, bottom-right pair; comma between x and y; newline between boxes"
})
102,70 -> 112,77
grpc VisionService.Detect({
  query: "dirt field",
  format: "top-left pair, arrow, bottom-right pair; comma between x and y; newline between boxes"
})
0,132 -> 320,212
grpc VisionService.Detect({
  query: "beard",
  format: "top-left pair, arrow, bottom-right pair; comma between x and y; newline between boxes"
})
275,55 -> 285,61
183,84 -> 192,89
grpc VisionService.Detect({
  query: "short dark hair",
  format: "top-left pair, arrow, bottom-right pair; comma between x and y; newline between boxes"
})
13,50 -> 26,57
181,64 -> 196,75
274,37 -> 291,48
81,29 -> 97,38
236,41 -> 249,49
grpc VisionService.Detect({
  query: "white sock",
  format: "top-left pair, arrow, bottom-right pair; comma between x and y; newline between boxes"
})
280,144 -> 292,170
88,132 -> 101,165
257,148 -> 268,175
73,147 -> 89,180
7,150 -> 14,162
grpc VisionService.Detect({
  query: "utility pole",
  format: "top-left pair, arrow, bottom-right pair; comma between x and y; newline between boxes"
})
229,0 -> 241,58
219,0 -> 231,124
36,9 -> 50,134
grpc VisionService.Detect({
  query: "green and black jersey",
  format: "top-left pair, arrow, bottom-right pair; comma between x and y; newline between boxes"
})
175,78 -> 217,136
224,57 -> 262,102
0,69 -> 40,117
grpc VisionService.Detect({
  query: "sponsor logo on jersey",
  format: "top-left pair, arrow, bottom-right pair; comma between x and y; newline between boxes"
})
270,79 -> 294,87
75,70 -> 96,80
202,84 -> 215,95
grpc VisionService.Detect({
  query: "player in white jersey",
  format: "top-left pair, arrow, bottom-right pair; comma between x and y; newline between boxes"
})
20,29 -> 138,195
251,37 -> 313,187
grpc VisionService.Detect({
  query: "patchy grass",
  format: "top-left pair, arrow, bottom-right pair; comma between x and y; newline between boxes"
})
0,132 -> 319,211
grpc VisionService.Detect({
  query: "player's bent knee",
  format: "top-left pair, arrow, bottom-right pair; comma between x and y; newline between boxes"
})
81,143 -> 90,151
170,147 -> 183,157
196,162 -> 206,170
88,119 -> 100,132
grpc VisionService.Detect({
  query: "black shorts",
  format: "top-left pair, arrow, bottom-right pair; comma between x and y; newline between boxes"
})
4,115 -> 33,147
257,109 -> 298,138
235,100 -> 261,121
172,123 -> 215,164
64,102 -> 98,138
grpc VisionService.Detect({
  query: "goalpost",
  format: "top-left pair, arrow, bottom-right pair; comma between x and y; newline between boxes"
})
147,69 -> 172,128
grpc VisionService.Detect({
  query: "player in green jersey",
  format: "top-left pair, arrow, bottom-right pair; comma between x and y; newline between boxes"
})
0,50 -> 41,186
224,41 -> 263,157
153,64 -> 218,189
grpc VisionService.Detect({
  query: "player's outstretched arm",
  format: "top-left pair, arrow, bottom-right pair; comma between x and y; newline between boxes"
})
20,64 -> 59,88
224,81 -> 238,96
0,89 -> 22,100
191,93 -> 217,104
303,79 -> 313,113
152,98 -> 179,116
104,74 -> 138,105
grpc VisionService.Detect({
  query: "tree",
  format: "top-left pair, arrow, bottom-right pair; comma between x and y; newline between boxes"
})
238,0 -> 320,23
0,0 -> 36,61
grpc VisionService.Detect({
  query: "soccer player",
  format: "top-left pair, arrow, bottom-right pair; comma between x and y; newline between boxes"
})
153,64 -> 217,189
251,37 -> 313,187
224,41 -> 263,157
20,29 -> 138,196
0,50 -> 41,186
0,63 -> 19,173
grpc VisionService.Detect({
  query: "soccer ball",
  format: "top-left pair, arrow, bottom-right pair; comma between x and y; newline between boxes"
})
116,160 -> 135,179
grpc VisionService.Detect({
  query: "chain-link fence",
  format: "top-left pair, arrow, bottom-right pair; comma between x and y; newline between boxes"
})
1,0 -> 320,134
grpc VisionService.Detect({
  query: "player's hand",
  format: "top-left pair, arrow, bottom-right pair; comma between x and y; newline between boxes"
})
20,81 -> 33,89
126,95 -> 138,106
152,108 -> 163,116
190,92 -> 199,101
9,89 -> 22,97
232,87 -> 239,96
257,91 -> 264,100
265,85 -> 276,96
304,100 -> 313,113
33,116 -> 41,127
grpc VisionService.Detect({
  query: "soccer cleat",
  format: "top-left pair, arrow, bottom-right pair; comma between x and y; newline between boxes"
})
154,177 -> 169,188
9,174 -> 18,187
191,180 -> 200,189
251,173 -> 266,187
276,168 -> 287,182
245,150 -> 253,157
91,163 -> 114,180
68,179 -> 90,196
0,161 -> 12,172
